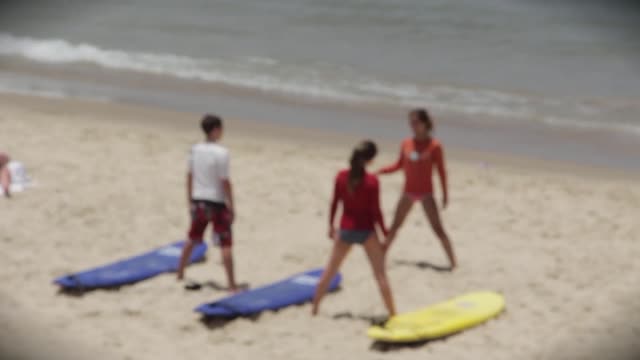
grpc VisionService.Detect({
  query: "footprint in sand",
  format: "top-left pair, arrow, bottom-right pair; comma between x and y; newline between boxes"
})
179,324 -> 196,333
283,253 -> 303,264
122,308 -> 142,317
82,310 -> 102,318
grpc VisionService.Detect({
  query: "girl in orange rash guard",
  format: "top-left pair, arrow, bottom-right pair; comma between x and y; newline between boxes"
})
377,108 -> 457,269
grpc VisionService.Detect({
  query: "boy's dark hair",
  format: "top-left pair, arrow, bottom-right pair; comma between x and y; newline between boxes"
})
201,114 -> 223,135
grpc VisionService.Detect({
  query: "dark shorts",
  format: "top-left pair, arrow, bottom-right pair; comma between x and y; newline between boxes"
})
339,229 -> 373,245
188,200 -> 233,247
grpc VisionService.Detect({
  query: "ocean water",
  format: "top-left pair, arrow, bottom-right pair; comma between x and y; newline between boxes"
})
0,0 -> 639,138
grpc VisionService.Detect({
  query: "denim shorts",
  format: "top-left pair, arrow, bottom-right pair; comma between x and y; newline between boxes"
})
339,229 -> 373,245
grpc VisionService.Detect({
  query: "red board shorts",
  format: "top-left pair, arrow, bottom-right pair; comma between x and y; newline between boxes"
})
188,200 -> 233,247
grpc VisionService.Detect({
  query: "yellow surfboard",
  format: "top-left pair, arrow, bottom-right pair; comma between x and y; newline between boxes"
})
368,291 -> 505,343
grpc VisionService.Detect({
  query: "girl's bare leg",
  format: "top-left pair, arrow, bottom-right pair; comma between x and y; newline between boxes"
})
385,195 -> 414,252
421,195 -> 457,269
363,233 -> 396,316
311,239 -> 352,316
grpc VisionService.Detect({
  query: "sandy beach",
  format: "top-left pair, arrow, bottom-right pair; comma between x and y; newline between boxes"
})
1,93 -> 639,360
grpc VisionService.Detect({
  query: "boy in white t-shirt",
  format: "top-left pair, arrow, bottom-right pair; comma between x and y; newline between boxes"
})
176,114 -> 238,292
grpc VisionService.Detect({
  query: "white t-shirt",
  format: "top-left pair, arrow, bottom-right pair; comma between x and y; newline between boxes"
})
188,142 -> 230,203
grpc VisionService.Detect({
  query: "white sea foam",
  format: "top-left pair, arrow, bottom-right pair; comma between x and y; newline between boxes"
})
1,33 -> 638,135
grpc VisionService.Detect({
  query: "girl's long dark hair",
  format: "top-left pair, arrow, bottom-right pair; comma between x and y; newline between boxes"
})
411,108 -> 433,132
348,140 -> 378,192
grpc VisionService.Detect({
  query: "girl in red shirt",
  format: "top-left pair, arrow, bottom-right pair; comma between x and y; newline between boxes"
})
312,140 -> 396,317
378,109 -> 457,269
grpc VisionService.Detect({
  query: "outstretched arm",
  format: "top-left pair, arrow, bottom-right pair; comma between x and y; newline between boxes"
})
435,145 -> 448,209
377,148 -> 404,175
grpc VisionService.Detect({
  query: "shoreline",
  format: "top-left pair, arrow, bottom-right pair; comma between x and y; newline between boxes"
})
2,60 -> 640,173
2,92 -> 639,181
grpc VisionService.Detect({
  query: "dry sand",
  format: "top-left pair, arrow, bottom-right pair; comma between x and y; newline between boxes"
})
1,93 -> 639,360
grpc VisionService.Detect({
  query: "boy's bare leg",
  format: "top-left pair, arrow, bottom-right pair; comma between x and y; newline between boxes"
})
177,240 -> 196,280
221,245 -> 237,292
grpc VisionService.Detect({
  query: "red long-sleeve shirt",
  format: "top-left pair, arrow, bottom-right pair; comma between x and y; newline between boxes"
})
379,137 -> 447,195
329,169 -> 386,232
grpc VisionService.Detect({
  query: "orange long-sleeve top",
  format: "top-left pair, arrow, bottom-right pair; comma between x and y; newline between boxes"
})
379,137 -> 447,195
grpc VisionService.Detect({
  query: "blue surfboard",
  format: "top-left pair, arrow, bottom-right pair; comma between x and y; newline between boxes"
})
195,268 -> 341,317
54,241 -> 207,289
